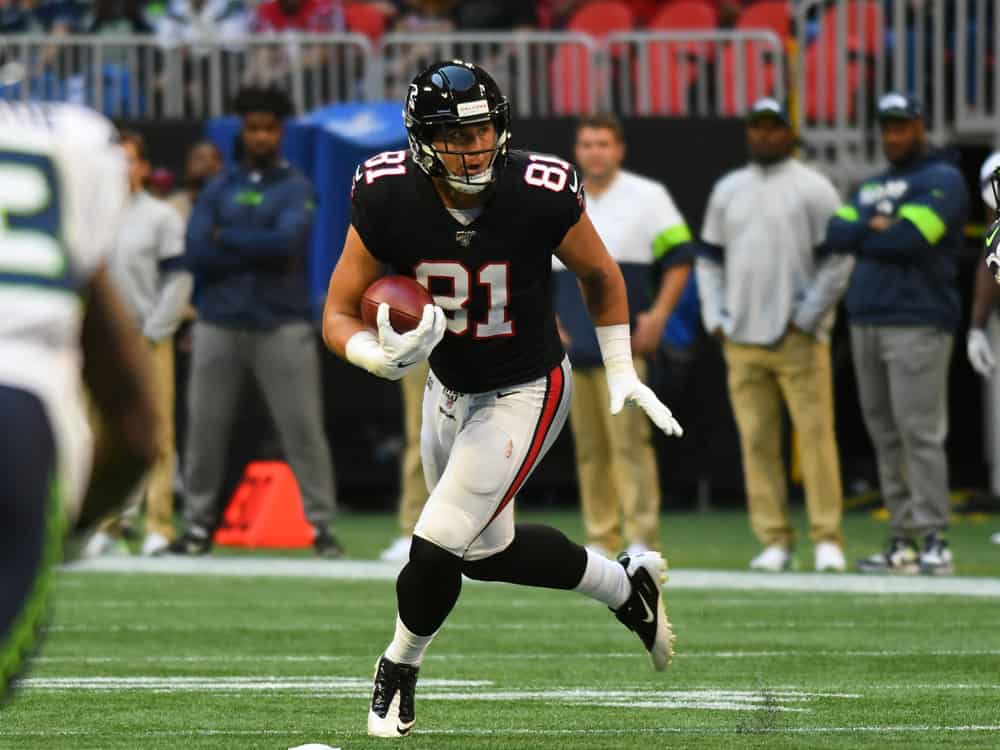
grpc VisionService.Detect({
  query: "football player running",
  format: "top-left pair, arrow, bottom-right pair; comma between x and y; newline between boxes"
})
323,60 -> 683,738
970,163 -> 1000,545
0,101 -> 158,698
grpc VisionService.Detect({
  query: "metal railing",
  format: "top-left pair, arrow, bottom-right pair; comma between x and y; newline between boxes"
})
0,32 -> 374,118
795,0 -> 999,190
606,30 -> 786,117
0,29 -> 784,121
376,31 -> 601,118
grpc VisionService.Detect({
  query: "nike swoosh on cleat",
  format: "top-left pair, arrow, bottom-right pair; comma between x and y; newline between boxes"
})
397,724 -> 413,735
397,360 -> 417,368
639,594 -> 655,624
496,390 -> 520,398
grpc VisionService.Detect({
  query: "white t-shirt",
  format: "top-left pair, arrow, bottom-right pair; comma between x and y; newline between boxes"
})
553,169 -> 689,270
696,158 -> 848,345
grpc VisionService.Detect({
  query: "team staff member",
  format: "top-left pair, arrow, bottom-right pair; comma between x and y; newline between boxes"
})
697,98 -> 850,573
84,130 -> 191,558
827,93 -> 969,575
554,114 -> 694,558
172,86 -> 342,558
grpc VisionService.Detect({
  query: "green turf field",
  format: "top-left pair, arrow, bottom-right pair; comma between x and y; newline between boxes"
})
4,511 -> 1000,749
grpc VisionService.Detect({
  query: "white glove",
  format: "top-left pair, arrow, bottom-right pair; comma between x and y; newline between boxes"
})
967,327 -> 995,377
345,302 -> 446,380
596,324 -> 683,437
988,251 -> 1000,284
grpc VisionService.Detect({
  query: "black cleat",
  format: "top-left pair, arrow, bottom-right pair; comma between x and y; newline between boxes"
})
314,526 -> 344,559
856,537 -> 918,574
166,526 -> 211,556
367,655 -> 419,738
612,551 -> 675,671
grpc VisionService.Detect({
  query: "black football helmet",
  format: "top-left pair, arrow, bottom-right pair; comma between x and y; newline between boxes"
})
404,60 -> 511,194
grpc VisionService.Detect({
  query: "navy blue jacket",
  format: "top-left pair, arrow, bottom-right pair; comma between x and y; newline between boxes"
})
185,162 -> 315,329
554,245 -> 694,368
826,151 -> 969,331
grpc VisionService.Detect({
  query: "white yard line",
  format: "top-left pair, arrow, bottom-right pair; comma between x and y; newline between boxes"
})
60,557 -> 1000,597
2,726 -> 1000,739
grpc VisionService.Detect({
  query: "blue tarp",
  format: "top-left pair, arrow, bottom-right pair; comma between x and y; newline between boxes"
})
205,101 -> 407,318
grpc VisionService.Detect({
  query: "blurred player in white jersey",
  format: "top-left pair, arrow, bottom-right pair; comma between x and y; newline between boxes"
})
0,101 -> 158,698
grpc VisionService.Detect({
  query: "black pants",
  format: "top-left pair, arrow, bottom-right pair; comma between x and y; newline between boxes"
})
0,384 -> 58,696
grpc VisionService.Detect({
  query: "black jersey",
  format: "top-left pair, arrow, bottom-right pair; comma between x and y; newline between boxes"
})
350,149 -> 585,393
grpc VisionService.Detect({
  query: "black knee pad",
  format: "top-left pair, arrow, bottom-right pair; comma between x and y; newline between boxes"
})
409,535 -> 463,574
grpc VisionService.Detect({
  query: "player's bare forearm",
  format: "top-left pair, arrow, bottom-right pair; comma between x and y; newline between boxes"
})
971,261 -> 1000,328
322,225 -> 384,358
78,268 -> 158,529
555,213 -> 630,327
577,262 -> 630,326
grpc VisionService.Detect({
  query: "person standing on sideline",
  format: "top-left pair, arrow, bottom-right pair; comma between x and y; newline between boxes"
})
171,86 -> 342,558
553,114 -> 694,558
827,93 -> 969,575
168,140 -> 224,223
697,98 -> 851,573
965,157 -> 1000,546
83,130 -> 191,557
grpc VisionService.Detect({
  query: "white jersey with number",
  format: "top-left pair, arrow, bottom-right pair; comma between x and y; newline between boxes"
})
0,102 -> 127,519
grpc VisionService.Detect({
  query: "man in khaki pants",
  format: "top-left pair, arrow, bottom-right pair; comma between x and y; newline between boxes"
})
83,131 -> 191,557
554,115 -> 694,557
696,99 -> 851,572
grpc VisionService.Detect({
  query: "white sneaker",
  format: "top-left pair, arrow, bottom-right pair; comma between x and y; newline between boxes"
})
82,531 -> 130,558
991,531 -> 1000,545
379,536 -> 412,563
625,542 -> 652,558
141,531 -> 170,556
814,541 -> 846,572
750,545 -> 792,572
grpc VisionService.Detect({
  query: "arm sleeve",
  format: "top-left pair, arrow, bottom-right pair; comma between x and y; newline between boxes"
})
649,184 -> 694,267
349,163 -> 385,260
825,196 -> 868,251
860,170 -> 969,258
695,256 -> 726,334
699,183 -> 725,248
184,179 -> 244,273
143,270 -> 193,341
217,179 -> 315,260
792,253 -> 855,333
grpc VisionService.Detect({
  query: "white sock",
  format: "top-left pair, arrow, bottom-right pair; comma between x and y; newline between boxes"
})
383,615 -> 436,666
573,548 -> 631,610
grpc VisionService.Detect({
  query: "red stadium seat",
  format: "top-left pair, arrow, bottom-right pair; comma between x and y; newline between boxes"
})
818,0 -> 883,55
804,41 -> 862,122
641,1 -> 718,114
551,2 -> 633,114
550,44 -> 596,114
736,1 -> 790,38
344,2 -> 388,42
648,1 -> 717,30
720,41 -> 780,115
567,0 -> 635,37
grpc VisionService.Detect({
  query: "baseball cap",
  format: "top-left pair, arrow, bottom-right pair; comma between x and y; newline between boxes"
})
877,92 -> 923,121
746,97 -> 790,126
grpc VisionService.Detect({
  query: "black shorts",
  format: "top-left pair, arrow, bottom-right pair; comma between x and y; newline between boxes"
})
0,384 -> 58,699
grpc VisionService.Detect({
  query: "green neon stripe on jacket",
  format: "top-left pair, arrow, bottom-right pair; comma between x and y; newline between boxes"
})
652,223 -> 693,259
898,203 -> 947,244
835,205 -> 859,222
